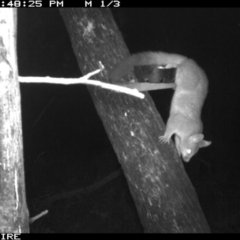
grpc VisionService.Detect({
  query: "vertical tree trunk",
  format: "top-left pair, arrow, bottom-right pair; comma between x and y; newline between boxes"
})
60,8 -> 210,233
0,9 -> 29,233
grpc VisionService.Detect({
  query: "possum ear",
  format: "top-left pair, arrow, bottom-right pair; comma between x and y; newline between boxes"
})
189,134 -> 204,143
199,140 -> 212,148
190,134 -> 211,148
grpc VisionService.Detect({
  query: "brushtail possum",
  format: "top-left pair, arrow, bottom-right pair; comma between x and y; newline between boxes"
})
110,52 -> 211,162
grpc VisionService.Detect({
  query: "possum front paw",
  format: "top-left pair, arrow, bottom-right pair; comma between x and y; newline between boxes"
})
159,135 -> 170,144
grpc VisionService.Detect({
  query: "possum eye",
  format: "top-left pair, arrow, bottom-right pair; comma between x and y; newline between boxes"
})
186,149 -> 192,155
182,149 -> 193,162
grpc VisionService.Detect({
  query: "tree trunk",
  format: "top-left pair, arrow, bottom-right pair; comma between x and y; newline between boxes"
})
0,9 -> 29,233
59,8 -> 210,233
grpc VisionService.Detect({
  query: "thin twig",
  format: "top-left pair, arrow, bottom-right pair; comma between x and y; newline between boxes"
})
18,68 -> 145,99
30,210 -> 48,224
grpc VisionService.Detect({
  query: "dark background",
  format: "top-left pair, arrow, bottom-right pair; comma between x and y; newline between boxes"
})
17,8 -> 240,232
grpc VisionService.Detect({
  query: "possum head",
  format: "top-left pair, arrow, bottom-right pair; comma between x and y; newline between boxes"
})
175,134 -> 211,162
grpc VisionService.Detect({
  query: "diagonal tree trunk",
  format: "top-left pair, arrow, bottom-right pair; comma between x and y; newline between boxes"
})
59,8 -> 210,233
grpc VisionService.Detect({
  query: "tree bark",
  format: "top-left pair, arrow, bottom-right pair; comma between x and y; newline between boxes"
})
0,9 -> 29,233
59,8 -> 210,233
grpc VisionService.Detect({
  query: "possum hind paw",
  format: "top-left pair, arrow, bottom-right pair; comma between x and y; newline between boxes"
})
159,135 -> 170,144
